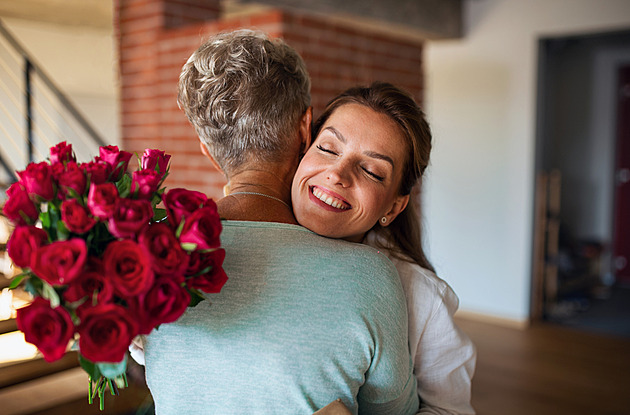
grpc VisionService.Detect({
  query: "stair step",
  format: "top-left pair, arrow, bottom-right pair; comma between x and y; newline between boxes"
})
0,366 -> 88,415
0,318 -> 17,335
0,352 -> 79,389
0,362 -> 152,415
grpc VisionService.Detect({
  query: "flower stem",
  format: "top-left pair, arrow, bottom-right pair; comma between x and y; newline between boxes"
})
99,380 -> 106,411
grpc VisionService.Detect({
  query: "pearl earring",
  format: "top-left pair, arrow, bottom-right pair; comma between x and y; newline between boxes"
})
380,217 -> 387,224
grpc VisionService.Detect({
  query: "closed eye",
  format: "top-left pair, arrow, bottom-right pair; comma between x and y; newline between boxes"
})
317,145 -> 337,155
362,167 -> 384,182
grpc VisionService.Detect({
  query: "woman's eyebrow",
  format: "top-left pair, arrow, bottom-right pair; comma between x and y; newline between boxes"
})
324,126 -> 394,168
365,151 -> 394,168
324,126 -> 346,143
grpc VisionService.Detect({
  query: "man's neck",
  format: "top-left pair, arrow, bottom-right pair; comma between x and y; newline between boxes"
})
217,164 -> 297,224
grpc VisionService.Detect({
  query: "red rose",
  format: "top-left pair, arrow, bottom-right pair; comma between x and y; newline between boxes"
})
131,169 -> 162,200
187,248 -> 227,293
179,205 -> 222,250
77,303 -> 138,363
99,145 -> 132,180
49,141 -> 76,165
81,160 -> 111,185
128,276 -> 190,335
7,225 -> 49,268
55,161 -> 86,198
139,224 -> 189,277
31,239 -> 88,286
108,198 -> 153,239
16,297 -> 74,362
103,239 -> 154,297
163,188 -> 208,227
87,182 -> 119,219
141,149 -> 171,176
61,199 -> 96,234
3,182 -> 39,225
17,162 -> 55,200
64,269 -> 114,304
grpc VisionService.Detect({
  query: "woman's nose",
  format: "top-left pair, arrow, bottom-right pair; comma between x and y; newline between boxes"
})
326,160 -> 351,187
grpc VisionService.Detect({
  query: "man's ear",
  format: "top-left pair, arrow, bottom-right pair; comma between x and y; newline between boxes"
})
199,142 -> 222,172
299,107 -> 313,155
381,194 -> 410,227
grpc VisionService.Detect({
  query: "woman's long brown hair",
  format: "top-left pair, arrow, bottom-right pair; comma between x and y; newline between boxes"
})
313,82 -> 435,272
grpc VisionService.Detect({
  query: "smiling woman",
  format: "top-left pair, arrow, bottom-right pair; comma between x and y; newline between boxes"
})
292,102 -> 410,242
291,82 -> 477,414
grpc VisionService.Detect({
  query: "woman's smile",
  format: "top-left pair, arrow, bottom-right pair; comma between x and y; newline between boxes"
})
309,186 -> 351,211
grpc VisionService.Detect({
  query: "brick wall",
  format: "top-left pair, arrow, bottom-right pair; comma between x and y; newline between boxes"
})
116,1 -> 424,200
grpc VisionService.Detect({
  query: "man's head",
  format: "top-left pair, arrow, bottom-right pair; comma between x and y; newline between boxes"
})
178,30 -> 311,175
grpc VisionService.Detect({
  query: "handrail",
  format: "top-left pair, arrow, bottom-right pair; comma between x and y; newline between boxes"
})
0,19 -> 107,150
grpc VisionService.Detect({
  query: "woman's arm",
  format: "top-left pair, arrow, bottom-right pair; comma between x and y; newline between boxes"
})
396,260 -> 476,415
413,287 -> 476,414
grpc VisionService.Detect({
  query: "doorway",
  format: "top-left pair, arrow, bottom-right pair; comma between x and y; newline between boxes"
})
532,30 -> 630,338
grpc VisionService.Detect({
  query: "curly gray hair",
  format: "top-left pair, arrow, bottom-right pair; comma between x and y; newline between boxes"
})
178,29 -> 311,173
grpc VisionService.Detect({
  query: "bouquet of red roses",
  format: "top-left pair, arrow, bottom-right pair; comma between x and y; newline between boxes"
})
2,141 -> 227,409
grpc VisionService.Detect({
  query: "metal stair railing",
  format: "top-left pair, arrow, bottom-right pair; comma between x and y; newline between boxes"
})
0,18 -> 107,187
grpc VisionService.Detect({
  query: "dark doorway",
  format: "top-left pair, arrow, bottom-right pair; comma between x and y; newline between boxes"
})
613,65 -> 630,285
533,30 -> 630,338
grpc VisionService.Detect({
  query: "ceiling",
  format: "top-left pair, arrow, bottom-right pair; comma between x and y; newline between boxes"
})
0,0 -> 462,39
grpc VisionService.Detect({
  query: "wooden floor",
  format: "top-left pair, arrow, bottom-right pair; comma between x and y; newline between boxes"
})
457,318 -> 630,415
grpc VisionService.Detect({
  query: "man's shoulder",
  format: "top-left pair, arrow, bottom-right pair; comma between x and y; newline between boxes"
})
222,220 -> 398,280
223,221 -> 384,253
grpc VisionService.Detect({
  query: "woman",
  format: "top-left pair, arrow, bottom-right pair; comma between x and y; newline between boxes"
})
291,82 -> 477,414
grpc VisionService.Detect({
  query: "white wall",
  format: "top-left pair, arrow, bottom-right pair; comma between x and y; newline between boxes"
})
423,0 -> 630,322
1,17 -> 119,151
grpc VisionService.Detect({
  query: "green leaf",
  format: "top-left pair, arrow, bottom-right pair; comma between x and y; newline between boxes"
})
97,354 -> 127,379
24,276 -> 43,297
117,173 -> 132,198
39,210 -> 51,229
45,202 -> 63,240
56,220 -> 70,241
41,281 -> 60,308
64,186 -> 83,200
79,353 -> 102,379
181,242 -> 197,252
187,288 -> 205,307
8,273 -> 29,289
153,207 -> 167,223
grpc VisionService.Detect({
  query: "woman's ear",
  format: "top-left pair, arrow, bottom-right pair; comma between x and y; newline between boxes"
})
299,107 -> 313,155
199,142 -> 223,173
381,194 -> 410,227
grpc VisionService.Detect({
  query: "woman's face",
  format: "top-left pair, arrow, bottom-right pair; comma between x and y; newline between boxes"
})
291,103 -> 409,242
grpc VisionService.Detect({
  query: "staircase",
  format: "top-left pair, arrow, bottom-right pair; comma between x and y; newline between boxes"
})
0,19 -> 152,415
0,18 -> 107,190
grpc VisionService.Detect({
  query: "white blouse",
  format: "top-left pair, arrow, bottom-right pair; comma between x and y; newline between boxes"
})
367,236 -> 476,414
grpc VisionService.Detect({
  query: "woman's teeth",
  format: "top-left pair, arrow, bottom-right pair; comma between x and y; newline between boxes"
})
312,187 -> 349,210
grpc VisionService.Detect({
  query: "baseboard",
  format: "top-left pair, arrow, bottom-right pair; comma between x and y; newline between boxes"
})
454,309 -> 530,330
